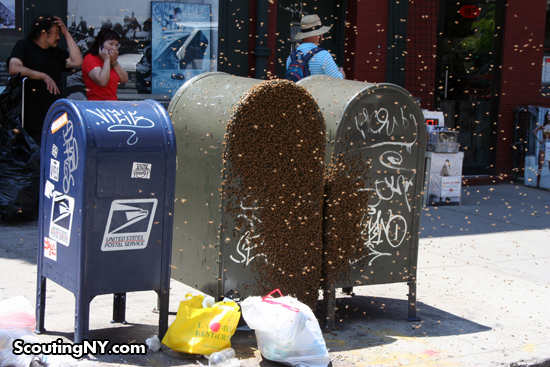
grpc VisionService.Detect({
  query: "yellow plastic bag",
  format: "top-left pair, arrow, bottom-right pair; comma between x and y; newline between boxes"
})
162,294 -> 240,355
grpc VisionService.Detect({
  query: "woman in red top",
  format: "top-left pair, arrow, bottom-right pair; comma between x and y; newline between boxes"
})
82,30 -> 128,100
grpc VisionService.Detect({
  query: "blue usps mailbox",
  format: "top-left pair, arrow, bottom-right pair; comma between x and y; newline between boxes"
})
36,99 -> 176,343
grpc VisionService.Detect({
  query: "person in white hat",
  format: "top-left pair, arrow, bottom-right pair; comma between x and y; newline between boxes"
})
285,14 -> 345,79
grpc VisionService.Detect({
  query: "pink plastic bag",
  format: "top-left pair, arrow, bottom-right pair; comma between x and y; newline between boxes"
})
0,296 -> 40,367
0,296 -> 35,331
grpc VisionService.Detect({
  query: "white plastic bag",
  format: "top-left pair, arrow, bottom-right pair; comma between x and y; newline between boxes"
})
241,289 -> 329,367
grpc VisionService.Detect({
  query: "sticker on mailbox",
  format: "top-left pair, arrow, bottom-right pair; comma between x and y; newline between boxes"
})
51,112 -> 68,134
49,194 -> 75,247
101,199 -> 158,251
44,237 -> 57,261
50,159 -> 60,182
131,162 -> 152,179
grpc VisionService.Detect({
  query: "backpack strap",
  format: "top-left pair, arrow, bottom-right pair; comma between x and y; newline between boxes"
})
289,48 -> 299,61
302,47 -> 323,63
299,47 -> 324,77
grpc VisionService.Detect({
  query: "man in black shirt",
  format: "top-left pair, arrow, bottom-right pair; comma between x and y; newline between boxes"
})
8,14 -> 82,145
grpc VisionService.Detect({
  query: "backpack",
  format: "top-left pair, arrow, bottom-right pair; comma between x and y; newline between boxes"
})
284,47 -> 323,82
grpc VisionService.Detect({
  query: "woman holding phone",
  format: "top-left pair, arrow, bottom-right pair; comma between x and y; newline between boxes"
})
82,29 -> 128,101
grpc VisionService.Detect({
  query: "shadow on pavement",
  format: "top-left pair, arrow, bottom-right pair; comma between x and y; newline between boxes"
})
0,219 -> 38,264
36,294 -> 490,366
321,294 -> 491,352
421,183 -> 550,238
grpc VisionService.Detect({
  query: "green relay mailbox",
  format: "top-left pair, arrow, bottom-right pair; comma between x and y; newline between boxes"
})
298,76 -> 427,327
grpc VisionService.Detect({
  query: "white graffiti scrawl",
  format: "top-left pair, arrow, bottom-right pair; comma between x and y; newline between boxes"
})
62,120 -> 78,194
86,108 -> 156,145
230,198 -> 266,267
350,105 -> 420,266
354,106 -> 418,151
357,208 -> 407,266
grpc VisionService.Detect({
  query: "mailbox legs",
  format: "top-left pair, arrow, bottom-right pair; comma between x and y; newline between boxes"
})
407,280 -> 421,322
35,275 -> 47,334
156,288 -> 170,340
74,292 -> 91,343
324,286 -> 336,329
36,283 -> 168,342
323,281 -> 420,327
112,293 -> 127,323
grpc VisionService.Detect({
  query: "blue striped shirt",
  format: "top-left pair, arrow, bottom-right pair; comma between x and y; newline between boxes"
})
286,43 -> 343,79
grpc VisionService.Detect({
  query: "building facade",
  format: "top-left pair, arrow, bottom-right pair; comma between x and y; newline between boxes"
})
1,0 -> 549,182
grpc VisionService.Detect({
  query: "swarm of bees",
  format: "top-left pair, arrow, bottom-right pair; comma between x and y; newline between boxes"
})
323,153 -> 370,288
222,79 -> 327,309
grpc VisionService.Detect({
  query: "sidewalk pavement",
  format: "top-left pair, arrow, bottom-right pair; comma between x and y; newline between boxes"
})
1,182 -> 549,367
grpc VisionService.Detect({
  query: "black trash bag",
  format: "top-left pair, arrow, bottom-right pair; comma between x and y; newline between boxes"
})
0,74 -> 40,222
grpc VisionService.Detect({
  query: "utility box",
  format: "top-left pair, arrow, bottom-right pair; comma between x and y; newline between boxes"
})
297,76 -> 426,327
36,99 -> 176,343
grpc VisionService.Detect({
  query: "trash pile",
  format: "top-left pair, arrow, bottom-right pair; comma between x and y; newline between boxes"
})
0,291 -> 330,367
0,74 -> 40,222
162,290 -> 330,367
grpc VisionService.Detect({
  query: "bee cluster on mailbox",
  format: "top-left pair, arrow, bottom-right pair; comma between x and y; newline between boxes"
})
323,153 -> 371,288
222,80 -> 327,309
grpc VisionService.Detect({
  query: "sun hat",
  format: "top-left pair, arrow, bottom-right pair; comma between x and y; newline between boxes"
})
294,14 -> 331,40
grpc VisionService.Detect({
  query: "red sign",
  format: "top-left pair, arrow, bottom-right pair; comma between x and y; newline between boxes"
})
459,5 -> 480,19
